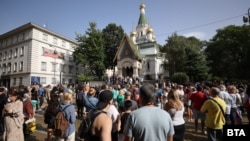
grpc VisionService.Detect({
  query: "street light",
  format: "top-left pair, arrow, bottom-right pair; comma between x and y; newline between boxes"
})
53,50 -> 57,84
243,8 -> 250,25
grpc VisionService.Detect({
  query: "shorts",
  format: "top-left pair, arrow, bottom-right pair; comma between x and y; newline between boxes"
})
192,109 -> 205,121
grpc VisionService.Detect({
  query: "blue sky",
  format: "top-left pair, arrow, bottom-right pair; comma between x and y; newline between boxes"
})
0,0 -> 249,45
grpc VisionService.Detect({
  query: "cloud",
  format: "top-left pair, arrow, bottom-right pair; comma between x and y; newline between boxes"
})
183,32 -> 207,40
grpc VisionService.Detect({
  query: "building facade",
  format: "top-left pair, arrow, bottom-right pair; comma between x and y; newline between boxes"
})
0,22 -> 78,88
114,4 -> 168,81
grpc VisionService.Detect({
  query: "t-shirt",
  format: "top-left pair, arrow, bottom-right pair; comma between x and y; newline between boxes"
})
38,88 -> 45,97
200,97 -> 226,129
189,91 -> 207,110
124,106 -> 175,141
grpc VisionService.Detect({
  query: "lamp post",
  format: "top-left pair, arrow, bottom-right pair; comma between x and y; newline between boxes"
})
243,8 -> 250,25
53,50 -> 57,84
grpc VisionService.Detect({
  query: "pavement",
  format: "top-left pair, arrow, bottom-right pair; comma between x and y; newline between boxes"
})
0,108 -> 249,141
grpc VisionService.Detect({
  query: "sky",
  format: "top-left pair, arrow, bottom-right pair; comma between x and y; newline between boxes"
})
0,0 -> 250,45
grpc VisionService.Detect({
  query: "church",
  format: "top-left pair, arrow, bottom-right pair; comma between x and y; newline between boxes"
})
113,3 -> 168,82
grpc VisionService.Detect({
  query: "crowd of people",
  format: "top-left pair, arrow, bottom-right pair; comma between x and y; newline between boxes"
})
0,80 -> 250,141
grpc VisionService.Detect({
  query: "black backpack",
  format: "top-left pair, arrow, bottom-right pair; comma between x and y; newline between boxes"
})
78,110 -> 105,140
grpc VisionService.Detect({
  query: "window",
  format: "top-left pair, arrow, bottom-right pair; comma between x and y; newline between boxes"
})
60,64 -> 65,72
22,33 -> 25,40
41,62 -> 47,71
20,46 -> 24,56
7,63 -> 11,72
52,78 -> 56,84
14,48 -> 18,58
68,65 -> 73,74
43,34 -> 48,41
69,79 -> 72,84
16,35 -> 19,42
62,41 -> 66,47
9,50 -> 12,59
19,61 -> 23,71
69,55 -> 73,61
53,37 -> 57,44
13,78 -> 16,85
4,51 -> 7,60
52,62 -> 56,72
19,77 -> 23,85
147,61 -> 150,70
2,64 -> 6,73
62,78 -> 65,84
40,77 -> 46,84
0,53 -> 2,61
13,62 -> 17,72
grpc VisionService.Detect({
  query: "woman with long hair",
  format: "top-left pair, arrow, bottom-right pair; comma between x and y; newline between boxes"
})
164,89 -> 185,141
44,95 -> 60,141
3,87 -> 25,141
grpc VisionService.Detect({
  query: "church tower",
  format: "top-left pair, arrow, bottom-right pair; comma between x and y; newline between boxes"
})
114,3 -> 168,81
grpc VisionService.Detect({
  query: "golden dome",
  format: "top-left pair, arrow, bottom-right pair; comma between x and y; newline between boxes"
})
140,4 -> 145,9
146,27 -> 153,33
130,31 -> 136,36
152,35 -> 156,39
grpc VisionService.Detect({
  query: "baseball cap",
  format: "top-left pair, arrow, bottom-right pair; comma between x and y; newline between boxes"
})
96,90 -> 113,109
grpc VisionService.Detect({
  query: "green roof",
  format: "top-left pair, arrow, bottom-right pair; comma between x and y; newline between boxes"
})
138,13 -> 148,25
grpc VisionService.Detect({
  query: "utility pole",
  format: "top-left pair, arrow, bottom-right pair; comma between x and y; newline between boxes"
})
243,8 -> 250,25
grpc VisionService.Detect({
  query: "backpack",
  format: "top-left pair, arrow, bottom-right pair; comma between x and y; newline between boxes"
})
78,110 -> 105,140
54,105 -> 71,137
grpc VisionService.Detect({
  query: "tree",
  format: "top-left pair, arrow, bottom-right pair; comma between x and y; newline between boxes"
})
205,25 -> 250,80
163,33 -> 209,82
73,22 -> 105,80
102,23 -> 125,70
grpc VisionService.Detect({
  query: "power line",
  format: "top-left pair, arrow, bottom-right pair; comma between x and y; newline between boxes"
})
157,14 -> 245,37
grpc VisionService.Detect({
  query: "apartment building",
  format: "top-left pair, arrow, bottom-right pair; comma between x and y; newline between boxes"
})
0,22 -> 78,88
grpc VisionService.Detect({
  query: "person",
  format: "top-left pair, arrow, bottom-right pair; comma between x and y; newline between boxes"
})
227,85 -> 242,125
83,87 -> 99,113
44,95 -> 60,141
118,100 -> 132,141
189,85 -> 207,134
243,84 -> 250,124
23,93 -> 34,136
107,102 -> 120,141
112,84 -> 119,108
116,89 -> 125,107
184,86 -> 194,122
218,84 -> 232,125
201,87 -> 226,141
123,83 -> 175,141
57,93 -> 76,141
76,85 -> 85,117
164,89 -> 185,141
161,86 -> 171,107
118,91 -> 138,113
38,84 -> 45,110
3,87 -> 25,141
0,87 -> 7,135
88,90 -> 113,141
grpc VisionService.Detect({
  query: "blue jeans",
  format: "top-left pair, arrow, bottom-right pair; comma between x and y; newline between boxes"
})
207,127 -> 223,141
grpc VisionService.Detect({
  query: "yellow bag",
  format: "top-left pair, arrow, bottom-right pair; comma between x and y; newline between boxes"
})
28,122 -> 36,132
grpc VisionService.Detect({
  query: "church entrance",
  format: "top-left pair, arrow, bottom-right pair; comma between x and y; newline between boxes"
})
122,66 -> 133,77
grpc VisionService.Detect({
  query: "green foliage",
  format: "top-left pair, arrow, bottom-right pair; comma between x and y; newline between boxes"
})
205,25 -> 250,80
163,33 -> 209,82
102,23 -> 125,69
77,74 -> 92,82
171,72 -> 189,84
74,22 -> 105,80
